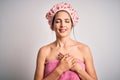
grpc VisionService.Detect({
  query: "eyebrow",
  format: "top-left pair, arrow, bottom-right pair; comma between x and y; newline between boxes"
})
65,19 -> 70,20
55,18 -> 70,20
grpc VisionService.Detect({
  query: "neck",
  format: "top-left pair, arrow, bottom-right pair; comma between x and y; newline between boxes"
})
55,36 -> 72,48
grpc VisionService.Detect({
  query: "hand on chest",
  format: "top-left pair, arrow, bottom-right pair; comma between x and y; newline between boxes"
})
46,46 -> 84,62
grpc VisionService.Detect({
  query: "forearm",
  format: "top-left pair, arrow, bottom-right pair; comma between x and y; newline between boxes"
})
77,70 -> 97,80
43,67 -> 63,80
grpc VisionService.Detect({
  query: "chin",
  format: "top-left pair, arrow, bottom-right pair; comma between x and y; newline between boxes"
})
55,29 -> 71,38
57,33 -> 70,38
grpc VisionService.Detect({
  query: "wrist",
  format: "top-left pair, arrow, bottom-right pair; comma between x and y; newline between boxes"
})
55,68 -> 63,75
55,67 -> 65,75
76,68 -> 83,74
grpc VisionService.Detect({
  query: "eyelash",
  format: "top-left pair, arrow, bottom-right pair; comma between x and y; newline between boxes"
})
55,21 -> 60,23
66,21 -> 70,23
55,20 -> 70,23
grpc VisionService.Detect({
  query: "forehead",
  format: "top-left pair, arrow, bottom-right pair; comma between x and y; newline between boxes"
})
55,11 -> 71,19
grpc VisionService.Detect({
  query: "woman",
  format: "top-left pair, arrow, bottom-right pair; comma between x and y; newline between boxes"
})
34,2 -> 98,80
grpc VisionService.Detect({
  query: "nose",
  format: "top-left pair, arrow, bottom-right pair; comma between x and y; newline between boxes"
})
60,21 -> 65,28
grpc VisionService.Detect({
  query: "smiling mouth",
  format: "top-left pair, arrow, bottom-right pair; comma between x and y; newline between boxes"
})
59,29 -> 67,33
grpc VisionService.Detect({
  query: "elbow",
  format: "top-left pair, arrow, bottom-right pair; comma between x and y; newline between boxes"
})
92,77 -> 98,80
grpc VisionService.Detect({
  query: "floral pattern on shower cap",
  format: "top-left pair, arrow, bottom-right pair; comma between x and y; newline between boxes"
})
46,2 -> 79,30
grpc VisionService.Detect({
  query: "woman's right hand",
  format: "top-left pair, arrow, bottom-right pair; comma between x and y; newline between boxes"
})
57,54 -> 76,73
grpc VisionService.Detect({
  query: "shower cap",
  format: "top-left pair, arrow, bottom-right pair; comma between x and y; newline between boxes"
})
46,2 -> 79,30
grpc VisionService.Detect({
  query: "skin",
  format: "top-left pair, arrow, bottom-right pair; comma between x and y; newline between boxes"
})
34,11 -> 98,80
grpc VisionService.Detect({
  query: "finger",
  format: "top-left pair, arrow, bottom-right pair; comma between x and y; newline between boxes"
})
58,52 -> 64,56
66,55 -> 74,61
58,53 -> 64,60
66,56 -> 75,64
61,54 -> 69,60
72,59 -> 77,65
66,56 -> 73,61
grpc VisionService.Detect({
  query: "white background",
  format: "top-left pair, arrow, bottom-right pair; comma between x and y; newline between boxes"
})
0,0 -> 120,80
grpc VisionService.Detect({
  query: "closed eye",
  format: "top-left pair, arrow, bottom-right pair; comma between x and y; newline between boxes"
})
65,20 -> 70,23
55,19 -> 61,23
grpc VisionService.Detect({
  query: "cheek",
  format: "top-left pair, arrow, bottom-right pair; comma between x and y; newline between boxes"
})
53,24 -> 58,31
69,24 -> 73,29
54,24 -> 60,29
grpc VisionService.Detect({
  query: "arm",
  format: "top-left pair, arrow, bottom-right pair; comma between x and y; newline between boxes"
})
34,47 -> 46,80
34,47 -> 62,80
43,68 -> 63,80
43,54 -> 75,80
34,47 -> 73,80
71,46 -> 98,80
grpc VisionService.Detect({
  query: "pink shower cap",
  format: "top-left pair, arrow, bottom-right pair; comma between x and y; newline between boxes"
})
46,2 -> 79,30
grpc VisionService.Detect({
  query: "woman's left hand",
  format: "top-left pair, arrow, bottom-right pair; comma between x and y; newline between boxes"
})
70,57 -> 83,73
58,53 -> 83,72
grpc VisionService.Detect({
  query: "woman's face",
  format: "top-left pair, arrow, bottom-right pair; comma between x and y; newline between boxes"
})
53,11 -> 73,38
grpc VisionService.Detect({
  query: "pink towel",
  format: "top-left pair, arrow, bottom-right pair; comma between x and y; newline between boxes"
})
44,59 -> 85,80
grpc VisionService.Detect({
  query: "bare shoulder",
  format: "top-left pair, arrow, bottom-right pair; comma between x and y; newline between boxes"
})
75,41 -> 90,52
75,41 -> 92,58
37,42 -> 55,59
75,41 -> 97,79
39,45 -> 50,54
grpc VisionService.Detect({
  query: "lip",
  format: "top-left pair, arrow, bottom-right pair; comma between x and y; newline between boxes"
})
59,29 -> 67,33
